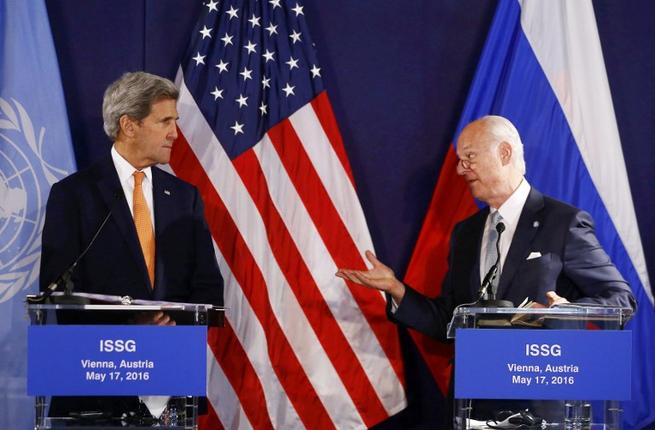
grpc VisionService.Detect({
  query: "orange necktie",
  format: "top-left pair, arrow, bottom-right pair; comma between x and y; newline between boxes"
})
132,171 -> 155,288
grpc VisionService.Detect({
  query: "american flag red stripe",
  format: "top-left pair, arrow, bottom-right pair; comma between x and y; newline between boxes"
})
171,62 -> 406,427
266,120 -> 405,382
263,112 -> 406,399
198,385 -> 224,430
309,93 -> 356,186
170,130 -> 296,427
206,326 -> 274,430
232,147 -> 391,426
171,126 -> 336,429
170,1 -> 407,426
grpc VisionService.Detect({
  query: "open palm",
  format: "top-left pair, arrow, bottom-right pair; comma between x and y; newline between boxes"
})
336,251 -> 405,301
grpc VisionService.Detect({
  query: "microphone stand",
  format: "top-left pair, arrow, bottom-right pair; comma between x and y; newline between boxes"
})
475,221 -> 513,308
28,192 -> 120,305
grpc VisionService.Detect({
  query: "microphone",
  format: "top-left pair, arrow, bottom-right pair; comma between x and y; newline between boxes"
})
30,190 -> 122,304
476,221 -> 513,307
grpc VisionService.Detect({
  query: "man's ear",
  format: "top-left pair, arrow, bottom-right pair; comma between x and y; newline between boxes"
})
499,141 -> 512,166
118,115 -> 136,138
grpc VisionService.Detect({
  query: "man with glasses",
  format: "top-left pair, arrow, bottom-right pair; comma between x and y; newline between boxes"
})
336,114 -> 636,424
337,114 -> 634,337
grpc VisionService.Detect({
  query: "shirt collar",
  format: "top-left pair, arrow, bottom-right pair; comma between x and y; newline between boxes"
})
492,178 -> 531,227
111,145 -> 152,184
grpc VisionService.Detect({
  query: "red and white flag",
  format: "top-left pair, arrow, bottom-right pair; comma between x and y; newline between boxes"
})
169,1 -> 406,428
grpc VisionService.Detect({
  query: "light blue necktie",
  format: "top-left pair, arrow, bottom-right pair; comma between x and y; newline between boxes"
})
483,211 -> 503,296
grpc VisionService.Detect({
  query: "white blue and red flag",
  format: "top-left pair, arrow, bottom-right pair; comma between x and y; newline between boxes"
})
406,1 -> 655,428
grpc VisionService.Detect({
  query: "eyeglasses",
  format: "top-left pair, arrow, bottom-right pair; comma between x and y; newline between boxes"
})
458,157 -> 473,169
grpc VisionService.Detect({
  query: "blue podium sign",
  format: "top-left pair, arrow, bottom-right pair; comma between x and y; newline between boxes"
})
28,325 -> 206,395
455,329 -> 631,400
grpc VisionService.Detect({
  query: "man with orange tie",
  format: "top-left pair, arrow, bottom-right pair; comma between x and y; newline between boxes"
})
39,71 -> 223,421
40,71 -> 223,311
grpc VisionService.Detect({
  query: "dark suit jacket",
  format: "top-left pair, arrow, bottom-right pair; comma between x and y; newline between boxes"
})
40,156 -> 222,419
393,187 -> 636,341
40,155 -> 223,306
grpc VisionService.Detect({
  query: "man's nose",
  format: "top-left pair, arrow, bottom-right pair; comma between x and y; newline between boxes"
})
456,160 -> 466,176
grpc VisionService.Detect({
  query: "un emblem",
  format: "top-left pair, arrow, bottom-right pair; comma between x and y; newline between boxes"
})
0,97 -> 71,302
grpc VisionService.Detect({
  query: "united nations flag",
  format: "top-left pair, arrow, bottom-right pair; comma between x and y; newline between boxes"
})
0,0 -> 76,427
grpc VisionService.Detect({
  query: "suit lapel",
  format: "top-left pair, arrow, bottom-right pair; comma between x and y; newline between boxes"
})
465,209 -> 488,298
94,157 -> 152,295
496,188 -> 545,298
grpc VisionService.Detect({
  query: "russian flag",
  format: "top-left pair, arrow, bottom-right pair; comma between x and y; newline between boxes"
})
405,0 -> 655,428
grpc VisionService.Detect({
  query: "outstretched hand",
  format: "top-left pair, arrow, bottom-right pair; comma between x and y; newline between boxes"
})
335,250 -> 406,302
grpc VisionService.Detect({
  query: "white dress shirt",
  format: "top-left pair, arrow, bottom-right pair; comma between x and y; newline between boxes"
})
479,179 -> 531,282
111,146 -> 154,228
111,146 -> 168,416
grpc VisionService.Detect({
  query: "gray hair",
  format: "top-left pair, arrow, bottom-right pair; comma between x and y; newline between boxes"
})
479,115 -> 526,174
102,71 -> 179,140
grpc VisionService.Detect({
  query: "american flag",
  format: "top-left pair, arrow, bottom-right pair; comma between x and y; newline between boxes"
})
169,0 -> 407,428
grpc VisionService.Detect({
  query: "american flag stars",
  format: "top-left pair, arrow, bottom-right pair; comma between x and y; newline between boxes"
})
177,3 -> 405,427
235,94 -> 248,108
240,67 -> 253,81
211,87 -> 224,100
215,59 -> 229,73
199,25 -> 212,39
263,49 -> 275,62
244,41 -> 257,54
282,83 -> 295,97
248,14 -> 261,28
230,120 -> 244,135
286,56 -> 299,70
186,0 -> 324,157
289,29 -> 301,44
220,33 -> 233,46
226,5 -> 239,19
265,23 -> 278,35
192,52 -> 206,65
205,0 -> 218,13
291,3 -> 304,16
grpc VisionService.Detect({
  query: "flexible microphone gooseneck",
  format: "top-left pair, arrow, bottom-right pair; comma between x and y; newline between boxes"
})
30,191 -> 122,304
445,222 -> 513,336
475,221 -> 513,307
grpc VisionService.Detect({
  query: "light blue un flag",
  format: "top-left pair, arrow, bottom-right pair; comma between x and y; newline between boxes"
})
0,0 -> 76,427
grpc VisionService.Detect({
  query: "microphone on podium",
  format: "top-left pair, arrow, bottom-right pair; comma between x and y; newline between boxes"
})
476,221 -> 513,308
29,190 -> 122,304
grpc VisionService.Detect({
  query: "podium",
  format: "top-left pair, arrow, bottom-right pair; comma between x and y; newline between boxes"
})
26,293 -> 224,429
447,305 -> 633,430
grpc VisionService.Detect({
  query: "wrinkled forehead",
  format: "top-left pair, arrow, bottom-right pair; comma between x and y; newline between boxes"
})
147,97 -> 178,118
457,126 -> 495,154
